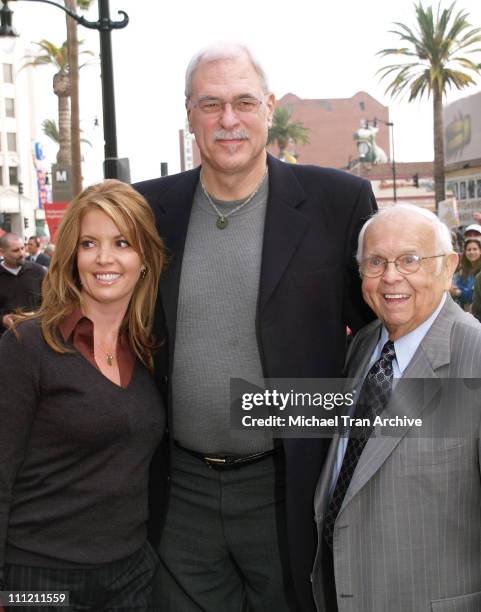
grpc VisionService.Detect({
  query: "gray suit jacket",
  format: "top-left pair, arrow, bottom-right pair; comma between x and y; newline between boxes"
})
312,295 -> 481,612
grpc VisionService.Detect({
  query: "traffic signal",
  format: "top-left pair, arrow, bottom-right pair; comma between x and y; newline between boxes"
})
18,181 -> 24,194
412,173 -> 419,188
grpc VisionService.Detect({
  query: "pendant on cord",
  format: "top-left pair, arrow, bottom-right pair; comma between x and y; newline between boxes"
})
216,216 -> 228,230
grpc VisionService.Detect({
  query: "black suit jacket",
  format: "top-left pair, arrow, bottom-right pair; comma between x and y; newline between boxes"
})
27,253 -> 50,268
135,154 -> 376,611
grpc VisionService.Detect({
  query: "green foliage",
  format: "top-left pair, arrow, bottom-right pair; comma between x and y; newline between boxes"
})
41,119 -> 60,144
377,1 -> 481,100
76,0 -> 94,9
22,39 -> 94,72
23,40 -> 69,72
42,118 -> 92,147
268,106 -> 310,157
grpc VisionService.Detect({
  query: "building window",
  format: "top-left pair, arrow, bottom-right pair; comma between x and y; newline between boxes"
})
3,63 -> 13,83
9,166 -> 18,185
468,179 -> 475,199
5,98 -> 15,118
7,132 -> 16,152
477,179 -> 481,198
0,167 -> 3,185
447,181 -> 457,198
459,181 -> 466,200
359,101 -> 365,111
0,212 -> 12,232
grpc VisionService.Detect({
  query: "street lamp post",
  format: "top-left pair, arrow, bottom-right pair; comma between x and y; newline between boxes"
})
0,0 -> 130,182
386,121 -> 397,203
374,118 -> 397,203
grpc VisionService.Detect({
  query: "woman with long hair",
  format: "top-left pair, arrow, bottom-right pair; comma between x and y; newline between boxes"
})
451,238 -> 481,311
0,180 -> 165,610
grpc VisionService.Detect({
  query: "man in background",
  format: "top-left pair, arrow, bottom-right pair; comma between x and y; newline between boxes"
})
0,233 -> 45,335
26,236 -> 51,268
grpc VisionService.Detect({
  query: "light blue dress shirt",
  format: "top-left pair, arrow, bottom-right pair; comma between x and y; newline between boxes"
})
329,292 -> 447,496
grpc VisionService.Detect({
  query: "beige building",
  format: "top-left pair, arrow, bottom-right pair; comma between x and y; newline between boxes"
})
349,162 -> 435,211
444,90 -> 481,225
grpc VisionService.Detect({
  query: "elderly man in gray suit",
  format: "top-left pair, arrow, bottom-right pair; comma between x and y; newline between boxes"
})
312,204 -> 481,612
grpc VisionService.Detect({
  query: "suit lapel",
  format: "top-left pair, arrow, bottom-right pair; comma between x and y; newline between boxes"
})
315,323 -> 381,519
258,155 -> 309,311
339,296 -> 457,512
156,168 -> 200,357
159,156 -> 317,335
345,320 -> 382,381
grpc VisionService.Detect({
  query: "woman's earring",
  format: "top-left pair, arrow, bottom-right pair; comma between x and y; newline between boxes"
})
140,266 -> 147,279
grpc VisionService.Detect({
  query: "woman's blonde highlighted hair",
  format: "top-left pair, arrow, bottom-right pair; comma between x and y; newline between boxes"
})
17,179 -> 165,371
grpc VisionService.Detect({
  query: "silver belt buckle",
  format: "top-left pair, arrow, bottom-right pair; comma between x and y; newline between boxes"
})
203,455 -> 227,465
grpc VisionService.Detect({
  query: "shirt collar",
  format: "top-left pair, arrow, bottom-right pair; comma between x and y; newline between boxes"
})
1,262 -> 22,275
379,292 -> 447,375
59,307 -> 88,342
59,307 -> 129,347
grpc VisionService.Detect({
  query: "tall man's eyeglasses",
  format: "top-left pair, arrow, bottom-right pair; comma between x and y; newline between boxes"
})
359,254 -> 446,278
191,96 -> 264,116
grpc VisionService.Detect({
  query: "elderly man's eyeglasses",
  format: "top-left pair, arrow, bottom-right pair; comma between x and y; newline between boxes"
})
359,254 -> 446,277
192,96 -> 264,115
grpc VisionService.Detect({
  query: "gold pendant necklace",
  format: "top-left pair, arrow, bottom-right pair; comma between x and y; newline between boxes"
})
106,353 -> 114,367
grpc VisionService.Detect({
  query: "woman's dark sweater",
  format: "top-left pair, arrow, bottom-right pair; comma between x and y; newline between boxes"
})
0,320 -> 164,586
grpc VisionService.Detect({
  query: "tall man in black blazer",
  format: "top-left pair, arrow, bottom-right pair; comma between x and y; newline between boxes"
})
135,42 -> 376,612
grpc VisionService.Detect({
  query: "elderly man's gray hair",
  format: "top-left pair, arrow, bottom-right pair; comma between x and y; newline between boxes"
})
184,42 -> 270,100
356,204 -> 455,263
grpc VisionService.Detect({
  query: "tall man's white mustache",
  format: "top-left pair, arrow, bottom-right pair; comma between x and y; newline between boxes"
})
214,129 -> 249,140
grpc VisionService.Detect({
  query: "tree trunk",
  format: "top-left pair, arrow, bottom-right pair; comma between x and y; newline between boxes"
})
65,0 -> 82,196
54,71 -> 72,166
433,87 -> 445,212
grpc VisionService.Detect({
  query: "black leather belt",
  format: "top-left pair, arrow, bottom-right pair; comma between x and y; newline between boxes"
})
175,442 -> 278,469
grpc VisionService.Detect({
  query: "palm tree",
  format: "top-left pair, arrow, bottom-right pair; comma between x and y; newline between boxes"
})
24,40 -> 71,166
23,39 -> 93,168
377,1 -> 481,209
42,118 -> 92,148
65,0 -> 95,194
268,106 -> 309,161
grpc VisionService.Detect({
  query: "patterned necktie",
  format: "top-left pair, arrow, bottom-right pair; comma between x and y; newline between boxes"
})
323,340 -> 396,550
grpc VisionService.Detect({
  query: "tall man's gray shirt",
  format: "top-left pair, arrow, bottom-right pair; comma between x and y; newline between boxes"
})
172,176 -> 272,454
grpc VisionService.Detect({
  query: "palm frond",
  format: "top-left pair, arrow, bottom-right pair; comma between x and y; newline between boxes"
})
377,1 -> 481,102
41,118 -> 60,144
77,0 -> 94,9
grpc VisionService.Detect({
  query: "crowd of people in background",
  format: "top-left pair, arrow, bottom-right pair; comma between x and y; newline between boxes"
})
0,233 -> 47,336
451,223 -> 481,319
